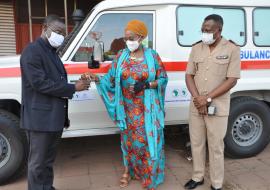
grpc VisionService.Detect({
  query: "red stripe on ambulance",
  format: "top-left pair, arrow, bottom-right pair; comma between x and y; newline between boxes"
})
1,60 -> 270,78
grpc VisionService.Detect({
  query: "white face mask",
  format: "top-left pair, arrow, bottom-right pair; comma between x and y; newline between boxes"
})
46,31 -> 64,48
126,40 -> 140,52
202,32 -> 216,45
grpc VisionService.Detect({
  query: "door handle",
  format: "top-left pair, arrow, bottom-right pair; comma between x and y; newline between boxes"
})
178,30 -> 184,36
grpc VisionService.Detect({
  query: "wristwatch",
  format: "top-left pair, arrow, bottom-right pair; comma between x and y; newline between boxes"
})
207,97 -> 212,104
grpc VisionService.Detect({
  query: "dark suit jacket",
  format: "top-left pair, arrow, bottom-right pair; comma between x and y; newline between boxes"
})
20,37 -> 75,132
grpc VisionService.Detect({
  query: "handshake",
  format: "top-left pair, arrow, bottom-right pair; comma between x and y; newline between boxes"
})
74,72 -> 100,91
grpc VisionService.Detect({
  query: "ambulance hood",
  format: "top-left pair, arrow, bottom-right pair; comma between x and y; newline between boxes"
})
0,55 -> 20,68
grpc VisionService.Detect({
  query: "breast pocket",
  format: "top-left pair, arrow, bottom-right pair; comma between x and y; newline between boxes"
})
211,57 -> 230,76
193,58 -> 205,74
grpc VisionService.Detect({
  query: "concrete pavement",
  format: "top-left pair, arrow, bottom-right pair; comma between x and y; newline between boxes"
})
2,132 -> 270,190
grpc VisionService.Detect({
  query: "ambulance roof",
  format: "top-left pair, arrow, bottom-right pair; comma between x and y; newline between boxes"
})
95,0 -> 270,12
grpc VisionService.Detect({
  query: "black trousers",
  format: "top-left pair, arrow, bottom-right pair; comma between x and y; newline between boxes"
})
26,130 -> 62,190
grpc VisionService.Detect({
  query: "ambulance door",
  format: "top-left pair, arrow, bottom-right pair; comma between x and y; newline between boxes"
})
65,11 -> 155,133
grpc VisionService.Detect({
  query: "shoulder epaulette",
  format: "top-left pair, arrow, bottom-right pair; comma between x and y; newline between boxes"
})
228,40 -> 239,46
192,40 -> 202,46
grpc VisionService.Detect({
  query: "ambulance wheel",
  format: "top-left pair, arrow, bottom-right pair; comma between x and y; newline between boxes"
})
0,110 -> 27,184
225,97 -> 270,158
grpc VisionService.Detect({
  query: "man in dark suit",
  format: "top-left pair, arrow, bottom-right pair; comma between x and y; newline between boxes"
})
20,15 -> 90,190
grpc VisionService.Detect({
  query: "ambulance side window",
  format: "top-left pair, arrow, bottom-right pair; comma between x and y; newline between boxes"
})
176,6 -> 246,46
72,13 -> 153,62
253,8 -> 270,46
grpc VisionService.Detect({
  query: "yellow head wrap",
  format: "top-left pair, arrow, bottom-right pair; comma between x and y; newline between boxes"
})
125,20 -> 148,37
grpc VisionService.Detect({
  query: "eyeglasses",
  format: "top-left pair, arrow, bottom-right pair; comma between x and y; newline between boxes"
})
123,35 -> 141,42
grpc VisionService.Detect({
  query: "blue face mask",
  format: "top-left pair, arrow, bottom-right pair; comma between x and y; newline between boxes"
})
202,32 -> 216,45
46,31 -> 64,48
126,39 -> 140,52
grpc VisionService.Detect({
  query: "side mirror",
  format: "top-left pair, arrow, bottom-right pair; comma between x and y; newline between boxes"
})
88,54 -> 100,69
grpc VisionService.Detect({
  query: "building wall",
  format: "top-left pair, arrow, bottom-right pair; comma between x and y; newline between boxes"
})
0,0 -> 102,55
0,0 -> 16,56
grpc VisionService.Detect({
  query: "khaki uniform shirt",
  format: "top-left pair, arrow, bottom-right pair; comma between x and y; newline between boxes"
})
186,38 -> 241,116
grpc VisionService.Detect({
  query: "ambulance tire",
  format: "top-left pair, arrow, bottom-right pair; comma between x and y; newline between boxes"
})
0,110 -> 27,184
225,97 -> 270,158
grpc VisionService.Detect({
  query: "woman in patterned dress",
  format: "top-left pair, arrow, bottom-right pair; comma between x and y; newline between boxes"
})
84,20 -> 168,190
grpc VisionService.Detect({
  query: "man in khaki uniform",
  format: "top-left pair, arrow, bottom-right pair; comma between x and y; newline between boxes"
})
184,14 -> 240,190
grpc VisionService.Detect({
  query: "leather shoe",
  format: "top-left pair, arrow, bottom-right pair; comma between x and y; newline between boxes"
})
211,185 -> 222,190
184,179 -> 204,189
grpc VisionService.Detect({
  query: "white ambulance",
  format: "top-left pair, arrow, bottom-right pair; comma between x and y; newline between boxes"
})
1,0 -> 270,184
